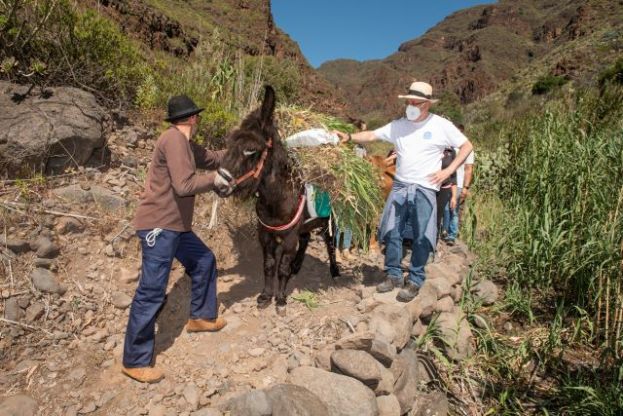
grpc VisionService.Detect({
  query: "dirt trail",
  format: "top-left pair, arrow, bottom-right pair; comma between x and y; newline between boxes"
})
1,198 -> 394,414
1,129 -> 485,415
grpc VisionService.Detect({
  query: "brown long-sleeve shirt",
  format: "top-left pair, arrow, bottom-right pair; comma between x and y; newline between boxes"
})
133,127 -> 225,232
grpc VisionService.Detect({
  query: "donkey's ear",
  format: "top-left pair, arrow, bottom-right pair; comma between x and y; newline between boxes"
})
260,85 -> 276,128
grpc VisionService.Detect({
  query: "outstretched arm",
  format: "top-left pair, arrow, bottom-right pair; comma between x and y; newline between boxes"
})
334,130 -> 379,144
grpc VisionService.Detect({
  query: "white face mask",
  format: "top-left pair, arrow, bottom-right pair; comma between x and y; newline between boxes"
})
405,104 -> 421,121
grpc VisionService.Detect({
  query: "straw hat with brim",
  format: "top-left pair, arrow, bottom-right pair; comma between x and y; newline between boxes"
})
398,81 -> 439,103
165,95 -> 204,122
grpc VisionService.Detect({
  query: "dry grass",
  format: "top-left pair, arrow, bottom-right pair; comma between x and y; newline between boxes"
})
274,105 -> 383,249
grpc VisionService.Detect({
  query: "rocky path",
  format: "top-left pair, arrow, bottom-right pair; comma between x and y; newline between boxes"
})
1,129 -> 500,416
1,216 -> 492,415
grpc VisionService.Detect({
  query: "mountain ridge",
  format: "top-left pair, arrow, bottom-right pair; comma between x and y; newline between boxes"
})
318,0 -> 623,122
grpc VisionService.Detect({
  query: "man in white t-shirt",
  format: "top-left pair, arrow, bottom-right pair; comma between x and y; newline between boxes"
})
335,81 -> 473,302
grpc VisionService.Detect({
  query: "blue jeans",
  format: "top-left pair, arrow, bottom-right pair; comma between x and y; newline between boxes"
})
335,226 -> 352,250
443,187 -> 461,240
123,229 -> 218,368
384,188 -> 434,287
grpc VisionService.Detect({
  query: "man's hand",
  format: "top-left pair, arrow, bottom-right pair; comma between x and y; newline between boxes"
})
429,168 -> 451,185
460,187 -> 470,204
384,152 -> 397,167
333,130 -> 350,145
214,169 -> 236,197
450,196 -> 457,211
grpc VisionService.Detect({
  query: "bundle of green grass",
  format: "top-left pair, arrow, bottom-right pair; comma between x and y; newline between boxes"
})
275,105 -> 384,250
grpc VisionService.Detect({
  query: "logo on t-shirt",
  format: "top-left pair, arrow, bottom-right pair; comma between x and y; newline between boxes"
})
423,131 -> 433,140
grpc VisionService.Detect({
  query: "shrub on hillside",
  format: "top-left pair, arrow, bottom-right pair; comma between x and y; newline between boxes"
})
435,91 -> 464,125
135,40 -> 239,142
598,57 -> 623,89
531,74 -> 568,95
498,85 -> 623,348
0,0 -> 147,105
505,89 -> 524,108
243,56 -> 300,104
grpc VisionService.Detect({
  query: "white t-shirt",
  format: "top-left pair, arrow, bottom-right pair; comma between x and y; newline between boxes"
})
456,150 -> 475,189
374,114 -> 467,191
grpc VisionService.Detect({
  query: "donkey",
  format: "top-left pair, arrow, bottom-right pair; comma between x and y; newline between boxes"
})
217,86 -> 340,314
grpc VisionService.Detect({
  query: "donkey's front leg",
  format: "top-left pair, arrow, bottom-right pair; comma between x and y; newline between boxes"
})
258,235 -> 277,308
275,247 -> 296,316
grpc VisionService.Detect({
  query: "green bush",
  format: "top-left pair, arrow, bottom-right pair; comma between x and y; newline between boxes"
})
492,85 -> 623,349
598,57 -> 623,88
531,74 -> 568,95
0,1 -> 147,104
71,10 -> 148,102
199,101 -> 238,149
243,55 -> 300,104
466,84 -> 623,415
505,89 -> 524,108
435,91 -> 464,125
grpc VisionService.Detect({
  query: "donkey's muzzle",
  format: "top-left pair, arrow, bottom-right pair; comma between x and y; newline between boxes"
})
217,168 -> 237,188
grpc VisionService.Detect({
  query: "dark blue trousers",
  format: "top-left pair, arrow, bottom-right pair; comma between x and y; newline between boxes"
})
123,229 -> 218,368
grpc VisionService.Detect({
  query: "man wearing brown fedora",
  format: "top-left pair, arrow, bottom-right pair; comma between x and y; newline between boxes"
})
121,95 -> 235,383
336,81 -> 473,302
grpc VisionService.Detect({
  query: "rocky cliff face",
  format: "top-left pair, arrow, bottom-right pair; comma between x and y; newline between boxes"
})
92,0 -> 347,115
318,0 -> 621,121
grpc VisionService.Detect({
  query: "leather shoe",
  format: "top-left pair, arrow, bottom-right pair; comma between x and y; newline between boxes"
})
121,366 -> 164,383
397,282 -> 420,302
186,317 -> 227,333
376,276 -> 404,293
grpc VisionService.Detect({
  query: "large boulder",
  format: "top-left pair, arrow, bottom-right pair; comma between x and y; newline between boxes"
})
369,339 -> 397,367
425,263 -> 461,286
472,280 -> 500,306
334,332 -> 375,351
221,390 -> 272,416
330,349 -> 382,389
266,384 -> 329,416
289,366 -> 379,416
389,350 -> 427,415
376,395 -> 401,416
436,309 -> 474,361
406,285 -> 437,320
368,304 -> 412,350
0,81 -> 105,176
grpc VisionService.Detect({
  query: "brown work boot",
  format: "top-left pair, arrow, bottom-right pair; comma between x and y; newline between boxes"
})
121,366 -> 164,383
186,317 -> 227,333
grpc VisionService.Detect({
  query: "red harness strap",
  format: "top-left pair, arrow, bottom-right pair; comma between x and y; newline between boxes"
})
258,195 -> 306,232
234,138 -> 273,186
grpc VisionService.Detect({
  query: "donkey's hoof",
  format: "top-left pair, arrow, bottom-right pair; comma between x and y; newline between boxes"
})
275,304 -> 287,316
257,294 -> 272,308
330,268 -> 341,279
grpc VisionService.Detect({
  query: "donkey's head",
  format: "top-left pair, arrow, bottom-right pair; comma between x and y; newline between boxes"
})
218,85 -> 279,198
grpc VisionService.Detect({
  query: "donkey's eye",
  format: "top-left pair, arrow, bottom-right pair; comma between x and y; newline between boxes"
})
243,149 -> 257,157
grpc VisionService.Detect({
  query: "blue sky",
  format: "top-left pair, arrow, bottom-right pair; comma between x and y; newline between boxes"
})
272,1 -> 496,68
